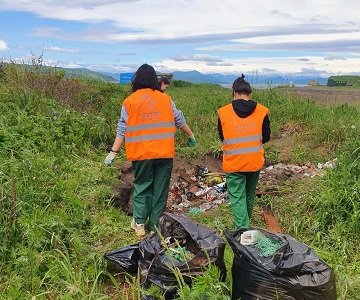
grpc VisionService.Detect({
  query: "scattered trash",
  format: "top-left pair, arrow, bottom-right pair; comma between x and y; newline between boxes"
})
187,207 -> 201,216
215,182 -> 226,192
317,158 -> 338,170
253,234 -> 285,257
225,228 -> 337,300
265,165 -> 274,171
112,158 -> 338,216
240,230 -> 262,245
165,246 -> 194,263
262,205 -> 282,233
259,159 -> 337,194
167,165 -> 228,213
240,229 -> 284,257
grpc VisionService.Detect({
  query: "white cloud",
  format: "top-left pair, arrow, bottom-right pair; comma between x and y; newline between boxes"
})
171,54 -> 224,63
156,55 -> 360,76
231,32 -> 360,44
2,1 -> 360,74
324,56 -> 346,61
44,46 -> 79,53
6,52 -> 359,76
196,37 -> 360,53
0,40 -> 8,50
1,0 -> 360,43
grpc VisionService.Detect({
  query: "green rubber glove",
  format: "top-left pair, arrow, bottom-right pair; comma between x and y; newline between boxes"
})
186,136 -> 196,147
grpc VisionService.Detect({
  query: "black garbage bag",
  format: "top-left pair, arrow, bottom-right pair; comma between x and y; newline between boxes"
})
224,228 -> 336,300
105,243 -> 140,275
139,212 -> 226,299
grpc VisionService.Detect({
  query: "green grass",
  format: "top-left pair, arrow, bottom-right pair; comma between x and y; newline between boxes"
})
328,75 -> 360,87
0,64 -> 359,299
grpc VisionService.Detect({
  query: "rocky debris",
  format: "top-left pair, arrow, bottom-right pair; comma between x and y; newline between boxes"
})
111,158 -> 337,215
316,158 -> 338,169
167,165 -> 228,213
259,159 -> 337,192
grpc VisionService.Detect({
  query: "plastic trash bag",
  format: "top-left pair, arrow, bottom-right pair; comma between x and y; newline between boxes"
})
224,227 -> 336,300
140,212 -> 226,299
105,243 -> 140,275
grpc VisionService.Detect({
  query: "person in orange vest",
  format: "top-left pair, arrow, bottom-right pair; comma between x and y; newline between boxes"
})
105,64 -> 196,236
218,74 -> 270,229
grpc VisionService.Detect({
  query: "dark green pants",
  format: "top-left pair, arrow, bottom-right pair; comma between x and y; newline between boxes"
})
226,171 -> 260,229
132,158 -> 173,231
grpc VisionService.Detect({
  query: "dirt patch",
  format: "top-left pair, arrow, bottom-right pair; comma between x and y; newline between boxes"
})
111,155 -> 222,213
111,155 -> 335,215
171,154 -> 222,182
282,86 -> 360,106
112,162 -> 134,215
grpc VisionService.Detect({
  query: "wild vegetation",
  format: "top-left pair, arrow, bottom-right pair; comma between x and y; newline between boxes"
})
1,59 -> 118,84
0,62 -> 359,299
327,75 -> 360,87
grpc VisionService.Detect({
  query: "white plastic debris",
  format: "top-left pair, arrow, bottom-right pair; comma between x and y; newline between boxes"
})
240,230 -> 262,246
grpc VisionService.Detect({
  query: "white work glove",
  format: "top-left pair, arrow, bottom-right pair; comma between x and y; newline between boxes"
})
104,151 -> 117,165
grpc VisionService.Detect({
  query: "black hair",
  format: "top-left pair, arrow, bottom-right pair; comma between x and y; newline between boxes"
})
232,74 -> 252,96
131,64 -> 160,92
159,76 -> 170,85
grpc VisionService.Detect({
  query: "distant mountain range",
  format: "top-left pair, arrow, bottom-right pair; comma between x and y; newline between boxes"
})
61,68 -> 119,83
103,69 -> 327,86
3,63 -> 119,83
9,63 -> 327,86
171,70 -> 328,86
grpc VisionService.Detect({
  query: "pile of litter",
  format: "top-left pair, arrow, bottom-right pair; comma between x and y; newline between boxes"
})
112,158 -> 338,216
259,158 -> 337,191
167,165 -> 228,213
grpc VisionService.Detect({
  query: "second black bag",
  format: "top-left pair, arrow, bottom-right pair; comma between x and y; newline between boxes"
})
224,228 -> 336,300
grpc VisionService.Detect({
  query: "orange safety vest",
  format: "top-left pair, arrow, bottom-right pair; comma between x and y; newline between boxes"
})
124,88 -> 176,161
218,102 -> 269,172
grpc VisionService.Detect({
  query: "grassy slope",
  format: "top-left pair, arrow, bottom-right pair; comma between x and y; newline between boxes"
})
0,67 -> 359,299
1,62 -> 118,83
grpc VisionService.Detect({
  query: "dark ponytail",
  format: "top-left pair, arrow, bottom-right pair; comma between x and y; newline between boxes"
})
232,74 -> 252,96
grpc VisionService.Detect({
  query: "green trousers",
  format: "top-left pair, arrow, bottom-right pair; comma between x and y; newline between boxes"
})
226,171 -> 260,229
132,158 -> 173,231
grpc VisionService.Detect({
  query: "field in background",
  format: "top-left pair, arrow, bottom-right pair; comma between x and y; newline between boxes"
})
279,85 -> 360,106
0,65 -> 359,299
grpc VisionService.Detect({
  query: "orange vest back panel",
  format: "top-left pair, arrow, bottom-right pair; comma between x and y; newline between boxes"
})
124,88 -> 176,161
218,102 -> 269,172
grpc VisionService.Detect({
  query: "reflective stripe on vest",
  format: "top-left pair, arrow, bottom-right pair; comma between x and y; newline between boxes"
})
126,131 -> 175,143
223,134 -> 262,145
223,145 -> 262,156
126,121 -> 175,133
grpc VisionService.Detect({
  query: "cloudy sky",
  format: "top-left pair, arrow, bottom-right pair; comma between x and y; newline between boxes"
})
0,0 -> 359,76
